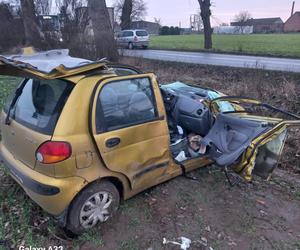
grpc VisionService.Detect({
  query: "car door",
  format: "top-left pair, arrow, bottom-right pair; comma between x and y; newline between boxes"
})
91,74 -> 171,190
203,97 -> 300,181
136,30 -> 149,43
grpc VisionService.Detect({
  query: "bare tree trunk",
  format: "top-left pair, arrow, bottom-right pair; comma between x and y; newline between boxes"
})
88,0 -> 118,61
198,0 -> 212,49
121,0 -> 133,30
20,0 -> 45,48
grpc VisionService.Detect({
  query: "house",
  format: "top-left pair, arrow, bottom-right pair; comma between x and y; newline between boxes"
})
284,12 -> 300,32
213,26 -> 253,34
131,21 -> 160,35
231,17 -> 284,33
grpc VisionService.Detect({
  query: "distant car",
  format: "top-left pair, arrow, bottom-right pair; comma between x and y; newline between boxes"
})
116,29 -> 149,49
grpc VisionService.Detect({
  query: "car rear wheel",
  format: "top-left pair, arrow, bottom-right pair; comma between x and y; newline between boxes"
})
66,180 -> 120,235
128,42 -> 134,50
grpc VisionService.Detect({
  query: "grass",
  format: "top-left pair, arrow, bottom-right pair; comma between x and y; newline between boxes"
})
0,76 -> 20,109
75,229 -> 104,248
150,33 -> 300,57
0,169 -> 45,248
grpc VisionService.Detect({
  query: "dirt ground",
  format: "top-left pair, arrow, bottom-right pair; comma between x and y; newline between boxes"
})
86,167 -> 300,250
1,58 -> 300,250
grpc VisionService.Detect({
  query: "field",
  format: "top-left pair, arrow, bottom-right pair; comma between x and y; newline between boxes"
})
0,60 -> 300,249
150,34 -> 300,58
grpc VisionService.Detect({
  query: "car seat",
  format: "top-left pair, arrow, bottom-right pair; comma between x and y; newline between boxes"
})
128,92 -> 154,122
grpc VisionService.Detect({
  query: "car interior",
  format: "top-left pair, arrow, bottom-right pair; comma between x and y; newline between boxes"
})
110,66 -> 274,167
160,83 -> 272,166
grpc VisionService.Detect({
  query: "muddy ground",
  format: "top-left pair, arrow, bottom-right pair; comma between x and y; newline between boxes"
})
1,58 -> 300,250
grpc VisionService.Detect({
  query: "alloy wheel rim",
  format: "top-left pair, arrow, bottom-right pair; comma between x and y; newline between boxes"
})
79,191 -> 113,229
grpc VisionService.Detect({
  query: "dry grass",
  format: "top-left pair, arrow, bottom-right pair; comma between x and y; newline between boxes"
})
121,57 -> 300,173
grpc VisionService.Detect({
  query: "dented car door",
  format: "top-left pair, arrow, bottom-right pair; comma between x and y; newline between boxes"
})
206,97 -> 300,181
91,74 -> 171,190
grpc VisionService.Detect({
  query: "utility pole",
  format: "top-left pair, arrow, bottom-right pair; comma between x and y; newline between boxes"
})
291,1 -> 295,16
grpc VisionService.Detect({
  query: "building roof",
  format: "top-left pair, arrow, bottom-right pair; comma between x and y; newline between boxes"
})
285,11 -> 300,28
286,11 -> 300,20
231,17 -> 283,26
132,20 -> 159,25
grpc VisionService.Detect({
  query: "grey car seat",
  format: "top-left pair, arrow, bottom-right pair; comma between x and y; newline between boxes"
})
34,84 -> 55,115
128,92 -> 154,122
99,87 -> 125,129
201,114 -> 270,166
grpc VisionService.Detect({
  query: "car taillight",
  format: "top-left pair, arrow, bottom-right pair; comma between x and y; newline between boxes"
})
36,141 -> 72,164
134,36 -> 138,42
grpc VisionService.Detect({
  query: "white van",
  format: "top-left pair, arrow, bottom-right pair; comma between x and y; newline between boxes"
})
116,29 -> 149,49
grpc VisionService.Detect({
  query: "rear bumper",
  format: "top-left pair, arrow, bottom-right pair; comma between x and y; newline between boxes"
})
133,41 -> 149,47
0,142 -> 87,216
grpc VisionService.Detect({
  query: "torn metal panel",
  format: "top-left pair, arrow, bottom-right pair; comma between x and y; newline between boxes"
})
0,49 -> 108,80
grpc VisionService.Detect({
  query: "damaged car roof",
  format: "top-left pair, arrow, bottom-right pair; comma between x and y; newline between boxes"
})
0,49 -> 107,79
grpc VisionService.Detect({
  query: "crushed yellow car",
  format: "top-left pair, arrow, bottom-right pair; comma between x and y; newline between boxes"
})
0,49 -> 299,234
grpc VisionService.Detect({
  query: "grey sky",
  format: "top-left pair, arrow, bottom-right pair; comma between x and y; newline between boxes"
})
106,0 -> 297,27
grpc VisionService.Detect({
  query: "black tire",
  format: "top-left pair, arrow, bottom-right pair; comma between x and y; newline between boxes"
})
128,42 -> 134,49
66,180 -> 120,235
142,46 -> 148,49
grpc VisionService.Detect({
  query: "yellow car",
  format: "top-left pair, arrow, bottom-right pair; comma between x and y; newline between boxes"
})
0,49 -> 299,234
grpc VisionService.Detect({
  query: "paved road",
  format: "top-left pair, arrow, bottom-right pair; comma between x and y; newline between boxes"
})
121,49 -> 300,73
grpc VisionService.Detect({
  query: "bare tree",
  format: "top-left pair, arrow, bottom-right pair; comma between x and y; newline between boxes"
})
120,0 -> 132,29
34,0 -> 52,15
114,0 -> 147,25
0,3 -> 24,52
154,17 -> 162,27
234,11 -> 252,34
198,0 -> 212,49
88,0 -> 118,61
20,0 -> 46,48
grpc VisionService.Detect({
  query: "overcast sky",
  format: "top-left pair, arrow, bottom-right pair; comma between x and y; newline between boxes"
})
107,0 -> 297,27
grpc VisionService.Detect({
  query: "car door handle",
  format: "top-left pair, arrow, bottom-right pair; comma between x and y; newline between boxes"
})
106,137 -> 121,148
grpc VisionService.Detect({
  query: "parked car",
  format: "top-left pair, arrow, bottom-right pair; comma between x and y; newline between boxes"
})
116,29 -> 149,49
0,49 -> 299,235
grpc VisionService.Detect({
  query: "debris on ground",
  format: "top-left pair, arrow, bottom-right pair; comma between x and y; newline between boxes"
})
163,237 -> 191,250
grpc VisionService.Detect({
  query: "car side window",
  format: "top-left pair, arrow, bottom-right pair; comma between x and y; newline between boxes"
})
123,31 -> 133,37
96,77 -> 158,133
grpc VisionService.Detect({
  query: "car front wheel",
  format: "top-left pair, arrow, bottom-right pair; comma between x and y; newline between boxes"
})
66,180 -> 120,235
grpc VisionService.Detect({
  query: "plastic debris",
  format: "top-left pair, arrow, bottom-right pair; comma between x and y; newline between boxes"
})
175,151 -> 188,162
163,237 -> 192,250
